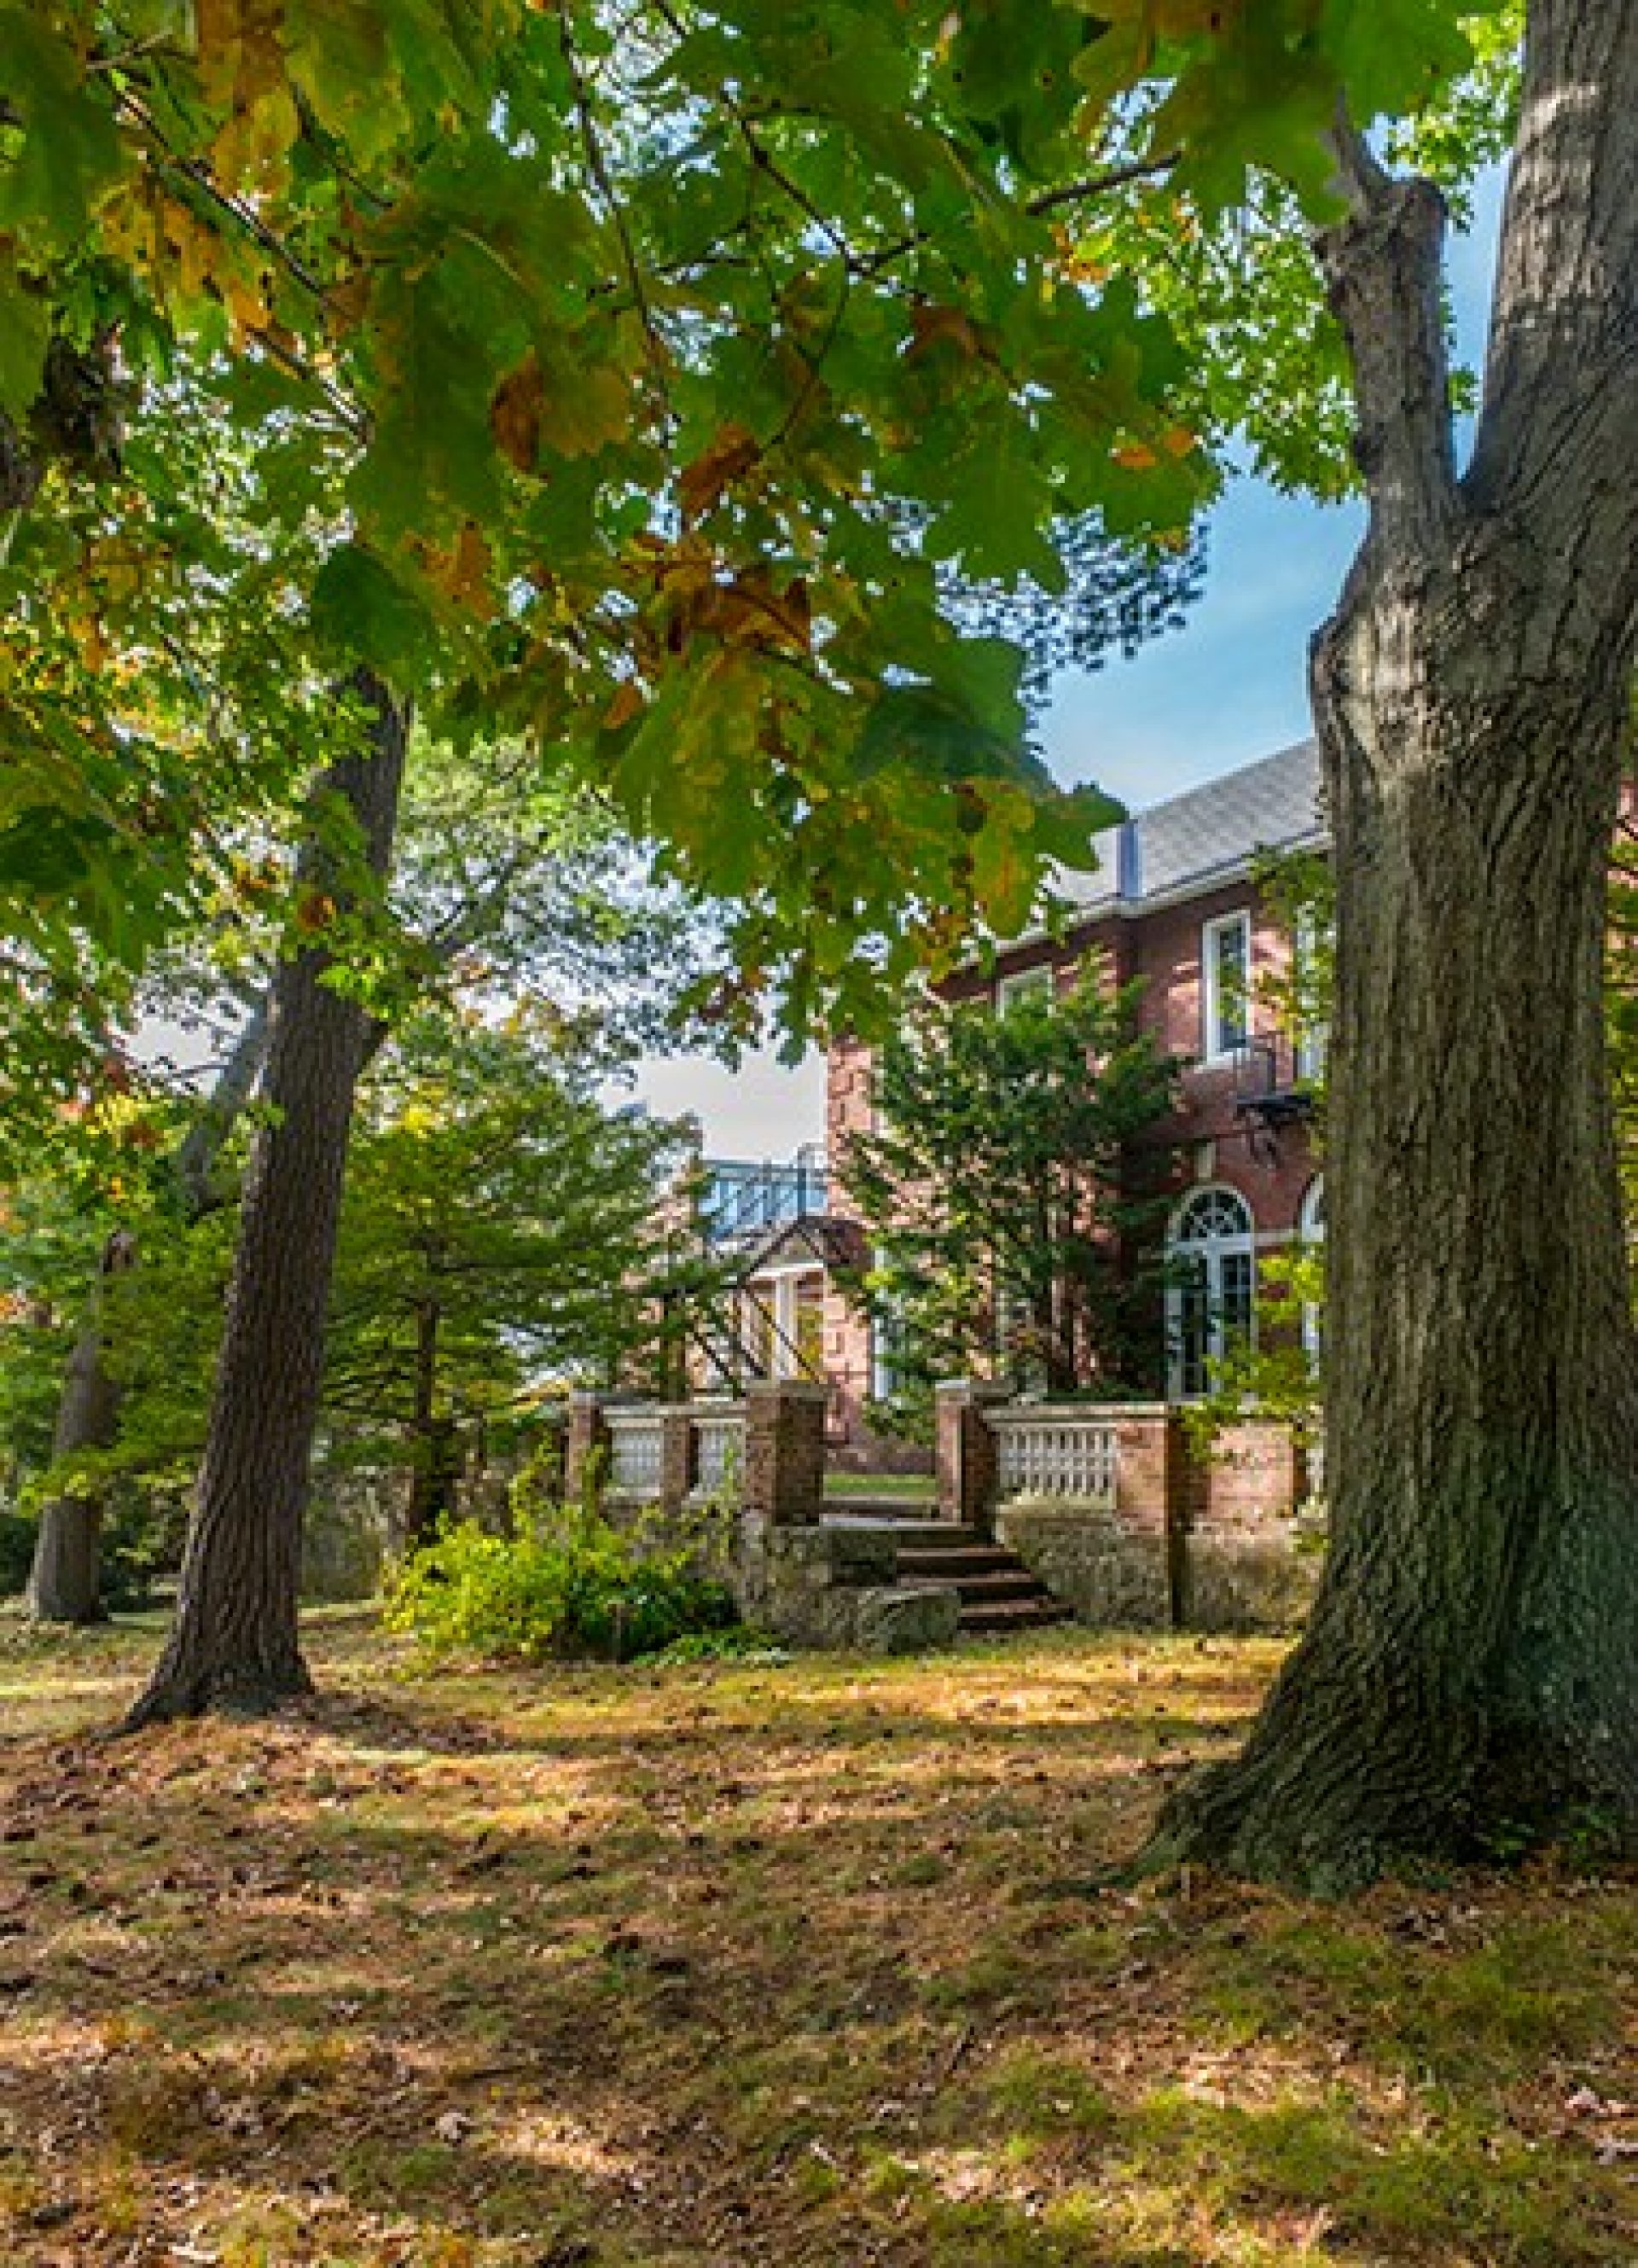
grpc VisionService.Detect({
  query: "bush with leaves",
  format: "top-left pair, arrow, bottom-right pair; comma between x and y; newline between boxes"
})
384,1503 -> 737,1667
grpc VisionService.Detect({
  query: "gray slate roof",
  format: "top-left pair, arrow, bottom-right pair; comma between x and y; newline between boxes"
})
1058,736 -> 1323,913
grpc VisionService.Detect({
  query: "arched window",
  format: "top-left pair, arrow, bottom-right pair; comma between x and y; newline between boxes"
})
1167,1186 -> 1255,1399
1298,1176 -> 1325,1369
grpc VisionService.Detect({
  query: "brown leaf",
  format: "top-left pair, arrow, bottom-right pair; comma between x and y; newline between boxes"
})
491,352 -> 544,473
678,422 -> 761,522
603,680 -> 646,733
906,304 -> 982,362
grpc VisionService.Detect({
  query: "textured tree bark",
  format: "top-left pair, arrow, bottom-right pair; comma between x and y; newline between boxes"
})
25,997 -> 275,1625
24,1230 -> 136,1623
125,676 -> 408,1726
1156,0 -> 1638,1888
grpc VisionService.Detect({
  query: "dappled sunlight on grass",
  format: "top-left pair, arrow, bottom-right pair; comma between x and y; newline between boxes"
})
2,1612 -> 1635,2264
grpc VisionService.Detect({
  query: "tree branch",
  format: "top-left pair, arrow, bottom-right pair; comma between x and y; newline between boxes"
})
1316,117 -> 1458,556
849,150 -> 1177,279
172,985 -> 275,1218
1468,0 -> 1638,596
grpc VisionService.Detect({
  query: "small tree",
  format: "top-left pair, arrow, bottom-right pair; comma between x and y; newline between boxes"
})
841,968 -> 1179,1419
323,1013 -> 692,1543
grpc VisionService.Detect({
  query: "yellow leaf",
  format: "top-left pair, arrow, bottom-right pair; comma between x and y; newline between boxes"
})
423,521 -> 494,614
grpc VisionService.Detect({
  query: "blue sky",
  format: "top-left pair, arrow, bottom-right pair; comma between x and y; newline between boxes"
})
639,172 -> 1505,1158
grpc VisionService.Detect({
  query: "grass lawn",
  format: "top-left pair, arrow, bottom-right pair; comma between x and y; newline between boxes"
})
822,1472 -> 935,1499
2,1612 -> 1635,2266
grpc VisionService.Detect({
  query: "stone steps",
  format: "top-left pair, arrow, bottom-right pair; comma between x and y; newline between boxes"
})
961,1595 -> 1076,1636
895,1538 -> 1072,1637
819,1509 -> 1072,1641
892,1541 -> 1014,1580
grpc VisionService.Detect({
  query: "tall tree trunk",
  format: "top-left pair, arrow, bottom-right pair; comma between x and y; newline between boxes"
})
125,675 -> 408,1726
24,1230 -> 136,1622
1156,1 -> 1638,1888
404,1300 -> 460,1547
26,996 -> 274,1625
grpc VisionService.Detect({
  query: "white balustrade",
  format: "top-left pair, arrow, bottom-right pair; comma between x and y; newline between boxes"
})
692,1410 -> 745,1497
990,1408 -> 1119,1507
606,1409 -> 665,1499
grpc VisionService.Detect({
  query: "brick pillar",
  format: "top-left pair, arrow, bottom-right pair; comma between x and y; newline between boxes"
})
935,1380 -> 1008,1535
1110,1405 -> 1188,1625
743,1380 -> 827,1526
565,1392 -> 610,1501
659,1405 -> 696,1515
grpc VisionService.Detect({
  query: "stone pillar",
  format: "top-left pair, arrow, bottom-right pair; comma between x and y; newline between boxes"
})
659,1405 -> 696,1515
565,1392 -> 610,1501
935,1379 -> 1008,1535
743,1379 -> 827,1527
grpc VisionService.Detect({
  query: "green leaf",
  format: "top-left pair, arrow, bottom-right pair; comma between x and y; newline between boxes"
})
311,543 -> 436,675
0,264 -> 50,417
0,12 -> 128,253
852,682 -> 1020,785
1031,782 -> 1125,867
1321,0 -> 1491,123
923,430 -> 1066,590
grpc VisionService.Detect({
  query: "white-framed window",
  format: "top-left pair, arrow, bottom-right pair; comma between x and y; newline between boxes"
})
1298,1175 -> 1325,1369
1292,910 -> 1330,1082
869,1311 -> 908,1403
1166,1185 -> 1256,1399
996,963 -> 1053,1015
868,1245 -> 909,1403
1201,910 -> 1251,1062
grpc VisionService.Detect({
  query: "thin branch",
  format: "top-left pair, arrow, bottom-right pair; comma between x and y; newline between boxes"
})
850,149 -> 1179,278
113,90 -> 328,304
560,4 -> 667,375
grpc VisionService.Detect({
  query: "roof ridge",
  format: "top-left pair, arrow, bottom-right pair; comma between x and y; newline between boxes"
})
1130,735 -> 1320,822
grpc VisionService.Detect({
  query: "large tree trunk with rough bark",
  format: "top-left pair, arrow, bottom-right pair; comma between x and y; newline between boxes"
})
1156,0 -> 1638,1889
125,676 -> 407,1726
26,997 -> 274,1625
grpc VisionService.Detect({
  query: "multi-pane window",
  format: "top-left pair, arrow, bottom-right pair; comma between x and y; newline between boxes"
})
996,963 -> 1053,1015
1292,910 -> 1330,1082
1201,910 -> 1251,1061
1167,1186 -> 1256,1399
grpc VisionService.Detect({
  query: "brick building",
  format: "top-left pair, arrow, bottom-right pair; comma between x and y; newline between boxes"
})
822,737 -> 1327,1466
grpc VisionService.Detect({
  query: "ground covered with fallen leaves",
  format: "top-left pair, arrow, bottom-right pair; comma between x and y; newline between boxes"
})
2,1610 -> 1634,2266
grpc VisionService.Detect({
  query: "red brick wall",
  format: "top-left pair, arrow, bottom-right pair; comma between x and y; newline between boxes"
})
817,874 -> 1324,1456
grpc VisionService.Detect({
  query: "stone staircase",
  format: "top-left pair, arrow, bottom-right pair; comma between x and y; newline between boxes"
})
822,1497 -> 1072,1637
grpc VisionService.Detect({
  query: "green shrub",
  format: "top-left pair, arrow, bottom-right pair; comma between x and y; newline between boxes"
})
644,1626 -> 789,1666
383,1504 -> 737,1665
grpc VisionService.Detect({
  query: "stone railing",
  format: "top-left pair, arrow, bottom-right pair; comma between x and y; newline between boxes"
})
567,1382 -> 825,1530
605,1406 -> 665,1499
935,1381 -> 1320,1635
691,1406 -> 745,1497
988,1404 -> 1119,1507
